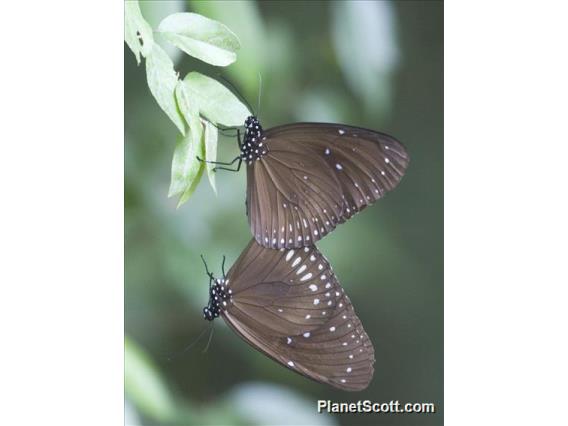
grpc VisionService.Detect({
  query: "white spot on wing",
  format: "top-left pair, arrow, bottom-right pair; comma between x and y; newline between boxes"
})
288,361 -> 295,367
325,148 -> 330,155
292,256 -> 301,267
296,265 -> 307,274
338,129 -> 345,135
285,250 -> 295,262
303,332 -> 311,338
313,298 -> 320,305
301,272 -> 313,282
309,284 -> 318,292
330,326 -> 336,332
335,163 -> 343,170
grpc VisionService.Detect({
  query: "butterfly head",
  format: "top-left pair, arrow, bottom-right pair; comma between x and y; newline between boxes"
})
241,116 -> 268,164
203,277 -> 232,322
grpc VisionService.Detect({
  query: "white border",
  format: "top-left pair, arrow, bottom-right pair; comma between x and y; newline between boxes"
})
1,2 -> 123,424
446,1 -> 568,424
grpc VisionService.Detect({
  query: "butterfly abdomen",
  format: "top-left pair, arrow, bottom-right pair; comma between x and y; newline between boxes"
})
241,116 -> 268,165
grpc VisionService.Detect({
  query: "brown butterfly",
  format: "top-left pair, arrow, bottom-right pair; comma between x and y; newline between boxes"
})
202,239 -> 375,391
203,116 -> 409,249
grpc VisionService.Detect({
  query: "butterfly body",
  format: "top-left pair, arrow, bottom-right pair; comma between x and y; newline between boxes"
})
203,278 -> 232,321
241,116 -> 268,164
202,240 -> 375,391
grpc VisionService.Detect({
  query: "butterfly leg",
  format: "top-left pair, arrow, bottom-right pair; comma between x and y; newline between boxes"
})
207,121 -> 239,137
197,155 -> 241,168
212,157 -> 242,173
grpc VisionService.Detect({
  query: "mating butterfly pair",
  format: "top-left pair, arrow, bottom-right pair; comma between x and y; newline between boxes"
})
201,116 -> 409,391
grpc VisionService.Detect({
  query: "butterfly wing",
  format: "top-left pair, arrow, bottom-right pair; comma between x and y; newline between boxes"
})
247,123 -> 409,248
246,145 -> 344,249
222,239 -> 375,391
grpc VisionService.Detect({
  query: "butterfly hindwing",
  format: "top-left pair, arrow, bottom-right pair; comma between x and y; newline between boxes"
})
222,240 -> 375,391
246,148 -> 344,249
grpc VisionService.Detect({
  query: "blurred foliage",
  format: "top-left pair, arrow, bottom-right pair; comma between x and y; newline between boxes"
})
125,1 -> 443,425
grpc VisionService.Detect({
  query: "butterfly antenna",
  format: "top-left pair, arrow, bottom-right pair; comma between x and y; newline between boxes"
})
217,74 -> 255,116
165,324 -> 212,362
202,325 -> 215,353
221,255 -> 227,277
257,72 -> 262,120
200,254 -> 214,281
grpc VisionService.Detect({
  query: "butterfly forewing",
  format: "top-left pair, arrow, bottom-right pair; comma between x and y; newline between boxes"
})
221,239 -> 375,391
248,123 -> 409,248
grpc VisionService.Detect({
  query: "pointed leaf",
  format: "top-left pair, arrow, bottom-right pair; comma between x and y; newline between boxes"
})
124,0 -> 154,64
177,160 -> 204,208
168,130 -> 205,207
145,44 -> 186,135
158,12 -> 240,66
182,72 -> 250,127
203,119 -> 218,194
169,83 -> 205,206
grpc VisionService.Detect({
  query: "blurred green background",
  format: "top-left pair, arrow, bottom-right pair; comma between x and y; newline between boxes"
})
125,1 -> 442,425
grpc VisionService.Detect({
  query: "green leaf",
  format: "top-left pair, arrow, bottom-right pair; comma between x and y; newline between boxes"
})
168,129 -> 204,204
169,82 -> 205,206
158,13 -> 240,66
124,0 -> 154,64
177,159 -> 204,207
182,72 -> 250,127
189,0 -> 266,94
202,119 -> 218,194
145,43 -> 186,135
124,336 -> 175,422
138,0 -> 186,64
